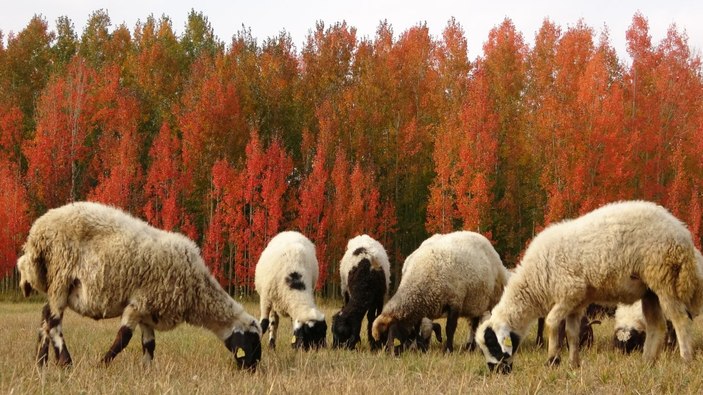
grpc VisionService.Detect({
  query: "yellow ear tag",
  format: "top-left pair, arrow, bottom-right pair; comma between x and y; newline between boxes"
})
291,336 -> 297,344
393,338 -> 401,347
503,337 -> 512,348
236,348 -> 246,358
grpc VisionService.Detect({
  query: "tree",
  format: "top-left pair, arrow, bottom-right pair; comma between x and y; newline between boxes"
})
481,18 -> 531,262
0,159 -> 30,278
178,55 -> 248,220
87,65 -> 143,212
181,10 -> 223,64
53,16 -> 78,71
79,9 -> 112,67
24,57 -> 96,210
296,131 -> 331,289
3,15 -> 55,131
202,159 -> 241,287
453,64 -> 499,235
143,122 -> 194,238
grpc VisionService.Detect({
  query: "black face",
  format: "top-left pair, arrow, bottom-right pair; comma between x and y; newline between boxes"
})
331,312 -> 360,349
225,330 -> 262,371
22,281 -> 33,297
386,322 -> 415,356
483,326 -> 520,374
293,320 -> 327,350
613,328 -> 646,353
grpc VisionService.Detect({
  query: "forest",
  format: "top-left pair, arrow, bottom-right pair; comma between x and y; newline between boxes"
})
0,10 -> 701,296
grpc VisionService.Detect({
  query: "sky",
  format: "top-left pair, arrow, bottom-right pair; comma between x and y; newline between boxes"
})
1,1 -> 702,61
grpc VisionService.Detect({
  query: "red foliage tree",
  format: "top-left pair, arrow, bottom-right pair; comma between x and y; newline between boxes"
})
87,65 -> 143,211
142,122 -> 195,239
0,160 -> 30,278
24,57 -> 96,210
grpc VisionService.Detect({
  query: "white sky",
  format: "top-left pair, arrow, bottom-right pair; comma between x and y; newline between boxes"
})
1,1 -> 701,61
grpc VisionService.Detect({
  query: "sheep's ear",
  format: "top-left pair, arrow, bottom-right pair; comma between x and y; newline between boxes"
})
372,315 -> 392,341
496,325 -> 515,355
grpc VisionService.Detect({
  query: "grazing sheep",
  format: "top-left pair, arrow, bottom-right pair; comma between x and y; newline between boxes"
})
613,300 -> 648,353
535,310 -> 602,350
613,301 -> 679,354
255,231 -> 327,350
332,235 -> 390,350
372,231 -> 509,354
416,318 -> 443,351
16,202 -> 262,370
476,200 -> 703,374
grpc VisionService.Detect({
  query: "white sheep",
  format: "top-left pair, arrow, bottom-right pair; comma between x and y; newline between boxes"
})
475,200 -> 703,374
332,234 -> 390,350
254,231 -> 327,350
16,201 -> 262,369
613,300 -> 648,353
372,231 -> 509,354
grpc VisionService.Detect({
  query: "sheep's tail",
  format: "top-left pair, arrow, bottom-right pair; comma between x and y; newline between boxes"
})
674,246 -> 700,305
369,256 -> 383,271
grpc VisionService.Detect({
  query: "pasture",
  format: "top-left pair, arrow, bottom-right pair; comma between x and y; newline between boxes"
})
2,300 -> 703,394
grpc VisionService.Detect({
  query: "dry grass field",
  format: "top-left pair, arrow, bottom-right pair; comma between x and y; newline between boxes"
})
3,299 -> 703,394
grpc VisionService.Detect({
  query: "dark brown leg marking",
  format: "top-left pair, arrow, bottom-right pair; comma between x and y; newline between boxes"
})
103,326 -> 133,364
142,339 -> 155,360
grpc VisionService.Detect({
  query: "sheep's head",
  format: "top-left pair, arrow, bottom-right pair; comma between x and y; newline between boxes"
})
372,314 -> 416,355
331,311 -> 360,349
476,320 -> 520,374
613,327 -> 646,353
225,319 -> 262,371
293,316 -> 327,351
17,255 -> 35,297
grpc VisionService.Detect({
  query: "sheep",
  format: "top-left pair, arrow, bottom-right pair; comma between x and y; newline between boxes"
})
613,301 -> 678,353
475,200 -> 703,374
371,231 -> 509,355
332,235 -> 390,350
254,231 -> 327,350
415,318 -> 443,351
613,300 -> 648,353
16,201 -> 262,370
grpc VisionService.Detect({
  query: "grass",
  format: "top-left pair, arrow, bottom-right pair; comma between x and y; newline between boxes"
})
3,300 -> 703,394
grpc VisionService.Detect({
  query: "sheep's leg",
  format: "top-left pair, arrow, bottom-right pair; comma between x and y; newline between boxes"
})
564,313 -> 582,368
368,295 -> 384,350
536,317 -> 545,348
103,305 -> 140,364
443,309 -> 459,353
36,303 -> 51,366
464,317 -> 480,351
41,284 -> 73,367
259,302 -> 272,333
140,324 -> 156,365
641,291 -> 666,363
367,309 -> 380,350
545,303 -> 572,367
268,311 -> 279,350
39,301 -> 73,367
657,295 -> 694,362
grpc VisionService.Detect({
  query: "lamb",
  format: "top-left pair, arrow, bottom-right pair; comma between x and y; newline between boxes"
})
255,231 -> 327,350
613,300 -> 648,353
16,201 -> 262,370
475,200 -> 703,374
371,231 -> 510,354
332,235 -> 390,350
613,301 -> 679,353
414,317 -> 443,351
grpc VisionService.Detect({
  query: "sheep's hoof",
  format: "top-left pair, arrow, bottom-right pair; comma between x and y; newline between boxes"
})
463,341 -> 476,352
443,345 -> 454,354
268,339 -> 276,350
545,356 -> 561,367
